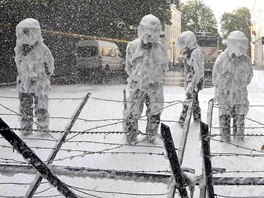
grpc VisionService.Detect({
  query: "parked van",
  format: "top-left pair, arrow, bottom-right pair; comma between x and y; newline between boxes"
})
76,40 -> 125,76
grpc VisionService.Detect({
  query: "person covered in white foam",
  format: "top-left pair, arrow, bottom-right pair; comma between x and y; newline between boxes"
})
212,30 -> 253,142
124,14 -> 169,144
178,30 -> 204,126
15,18 -> 54,136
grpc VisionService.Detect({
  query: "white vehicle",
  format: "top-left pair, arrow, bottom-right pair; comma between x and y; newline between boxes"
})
76,40 -> 125,82
195,31 -> 219,74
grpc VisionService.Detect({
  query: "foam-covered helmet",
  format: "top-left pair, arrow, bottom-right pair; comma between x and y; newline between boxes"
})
16,18 -> 43,46
178,31 -> 197,50
138,14 -> 162,44
227,31 -> 248,57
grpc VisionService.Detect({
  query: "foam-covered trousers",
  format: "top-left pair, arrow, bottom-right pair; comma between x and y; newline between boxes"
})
219,105 -> 245,142
179,89 -> 201,125
19,92 -> 49,135
124,82 -> 163,144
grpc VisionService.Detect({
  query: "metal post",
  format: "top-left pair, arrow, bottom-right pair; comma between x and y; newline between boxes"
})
161,123 -> 189,198
170,99 -> 193,197
200,122 -> 215,198
207,98 -> 214,135
25,93 -> 90,197
123,89 -> 127,110
178,99 -> 193,164
0,118 -> 78,198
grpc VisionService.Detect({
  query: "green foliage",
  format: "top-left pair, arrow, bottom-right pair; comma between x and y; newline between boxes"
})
220,7 -> 251,40
180,0 -> 217,33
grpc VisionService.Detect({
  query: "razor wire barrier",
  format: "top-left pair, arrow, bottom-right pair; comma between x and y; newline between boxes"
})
0,94 -> 184,104
25,93 -> 90,198
0,112 -> 182,123
200,99 -> 264,198
66,99 -> 184,141
0,103 -> 57,140
0,91 -> 192,197
0,118 -> 78,198
215,195 -> 264,198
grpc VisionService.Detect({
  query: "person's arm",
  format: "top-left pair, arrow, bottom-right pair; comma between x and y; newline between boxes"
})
160,44 -> 169,74
212,56 -> 221,89
125,43 -> 133,75
44,46 -> 54,77
14,46 -> 23,75
186,49 -> 204,94
247,60 -> 253,85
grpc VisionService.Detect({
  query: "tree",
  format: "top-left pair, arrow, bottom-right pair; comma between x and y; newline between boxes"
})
220,7 -> 251,40
180,0 -> 217,33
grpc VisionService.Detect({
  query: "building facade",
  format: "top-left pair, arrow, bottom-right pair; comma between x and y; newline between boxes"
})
251,0 -> 264,68
163,4 -> 182,66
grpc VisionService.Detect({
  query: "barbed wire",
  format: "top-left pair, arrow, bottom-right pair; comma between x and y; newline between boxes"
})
52,145 -> 123,162
5,127 -> 128,135
0,196 -> 61,198
0,142 -> 167,155
215,170 -> 264,174
0,113 -> 180,124
210,133 -> 264,137
0,157 -> 28,165
0,181 -> 48,186
211,126 -> 264,130
0,136 -> 57,142
0,160 -> 28,165
211,152 -> 264,158
66,139 -> 166,149
67,185 -> 104,198
67,183 -> 168,197
66,100 -> 181,141
0,182 -> 29,186
215,194 -> 264,198
52,145 -> 165,163
0,95 -> 83,101
214,103 -> 264,108
245,117 -> 264,126
212,104 -> 264,127
1,143 -> 145,161
210,138 -> 264,154
0,135 -> 167,150
35,187 -> 52,195
0,103 -> 57,140
0,95 -> 184,104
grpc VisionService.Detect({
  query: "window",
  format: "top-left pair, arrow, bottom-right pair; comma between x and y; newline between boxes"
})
77,46 -> 98,57
197,37 -> 218,47
101,47 -> 118,57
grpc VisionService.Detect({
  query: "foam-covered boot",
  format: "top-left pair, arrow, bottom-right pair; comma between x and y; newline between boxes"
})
125,114 -> 138,145
233,114 -> 245,142
144,114 -> 160,144
219,114 -> 231,142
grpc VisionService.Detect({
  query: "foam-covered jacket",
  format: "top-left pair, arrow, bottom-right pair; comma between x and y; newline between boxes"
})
184,47 -> 204,93
15,42 -> 54,96
212,49 -> 253,115
125,38 -> 169,91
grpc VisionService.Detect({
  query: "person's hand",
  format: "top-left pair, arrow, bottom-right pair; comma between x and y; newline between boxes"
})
186,85 -> 193,95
